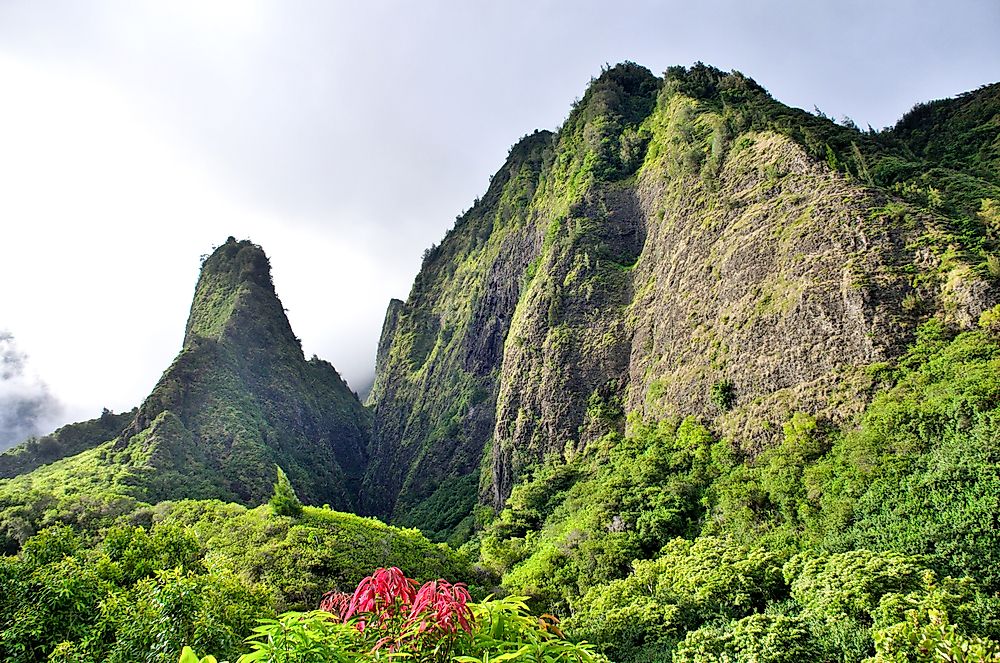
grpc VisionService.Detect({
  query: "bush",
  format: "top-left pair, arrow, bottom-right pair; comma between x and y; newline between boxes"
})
269,466 -> 303,518
567,537 -> 787,662
673,614 -> 821,663
867,609 -> 1000,662
709,380 -> 735,411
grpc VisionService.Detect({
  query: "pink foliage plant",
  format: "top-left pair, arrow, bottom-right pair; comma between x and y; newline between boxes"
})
318,567 -> 474,656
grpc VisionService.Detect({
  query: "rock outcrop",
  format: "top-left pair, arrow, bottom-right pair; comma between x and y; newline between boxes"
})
367,64 -> 1000,537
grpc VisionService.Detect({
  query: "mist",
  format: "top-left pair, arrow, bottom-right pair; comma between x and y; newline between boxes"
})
0,332 -> 63,451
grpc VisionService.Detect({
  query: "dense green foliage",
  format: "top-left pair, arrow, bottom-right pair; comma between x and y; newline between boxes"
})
476,314 -> 1000,661
0,497 -> 468,661
0,521 -> 267,662
889,82 -> 1000,188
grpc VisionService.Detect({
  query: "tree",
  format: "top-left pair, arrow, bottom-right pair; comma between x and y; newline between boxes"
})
269,465 -> 303,517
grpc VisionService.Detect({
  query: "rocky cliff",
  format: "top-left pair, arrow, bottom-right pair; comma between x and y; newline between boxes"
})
367,63 -> 1000,539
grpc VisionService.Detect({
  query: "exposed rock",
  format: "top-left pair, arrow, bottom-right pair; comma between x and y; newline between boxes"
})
368,64 -> 1000,534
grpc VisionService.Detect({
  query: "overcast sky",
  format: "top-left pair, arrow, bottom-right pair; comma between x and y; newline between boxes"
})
0,0 -> 998,445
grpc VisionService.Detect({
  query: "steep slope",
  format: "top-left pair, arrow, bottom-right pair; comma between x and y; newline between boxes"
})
363,130 -> 555,538
0,238 -> 369,531
118,237 -> 370,507
368,63 -> 1000,539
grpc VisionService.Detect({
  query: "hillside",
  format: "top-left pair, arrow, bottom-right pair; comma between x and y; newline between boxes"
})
0,408 -> 135,479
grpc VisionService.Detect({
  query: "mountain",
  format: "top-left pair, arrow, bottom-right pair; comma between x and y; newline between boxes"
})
364,63 -> 1000,541
2,62 -> 1000,663
116,237 -> 370,507
0,238 -> 369,544
358,63 -> 1000,660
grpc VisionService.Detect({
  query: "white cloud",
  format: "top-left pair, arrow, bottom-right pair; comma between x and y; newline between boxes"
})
0,331 -> 63,449
0,57 -> 402,422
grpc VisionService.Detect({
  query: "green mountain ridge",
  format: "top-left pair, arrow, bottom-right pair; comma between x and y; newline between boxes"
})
365,63 -> 1000,539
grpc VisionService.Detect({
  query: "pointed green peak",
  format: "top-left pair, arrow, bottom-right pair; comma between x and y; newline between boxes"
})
199,236 -> 273,290
183,237 -> 298,352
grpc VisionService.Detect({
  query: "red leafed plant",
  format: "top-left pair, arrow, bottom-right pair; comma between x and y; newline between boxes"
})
346,566 -> 417,630
408,579 -> 473,635
318,590 -> 351,621
318,567 -> 474,659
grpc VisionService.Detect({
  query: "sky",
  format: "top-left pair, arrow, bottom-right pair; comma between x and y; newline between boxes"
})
0,0 -> 998,447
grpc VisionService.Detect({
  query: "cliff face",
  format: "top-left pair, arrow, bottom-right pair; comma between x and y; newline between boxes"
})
362,131 -> 553,537
368,64 -> 1000,536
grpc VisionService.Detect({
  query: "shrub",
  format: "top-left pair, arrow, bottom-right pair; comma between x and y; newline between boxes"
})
269,466 -> 303,518
673,614 -> 821,663
867,609 -> 1000,662
322,566 -> 473,659
786,550 -> 931,660
567,537 -> 787,662
709,380 -> 735,411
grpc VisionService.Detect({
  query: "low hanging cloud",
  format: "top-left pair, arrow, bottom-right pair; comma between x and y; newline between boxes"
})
0,331 -> 62,451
